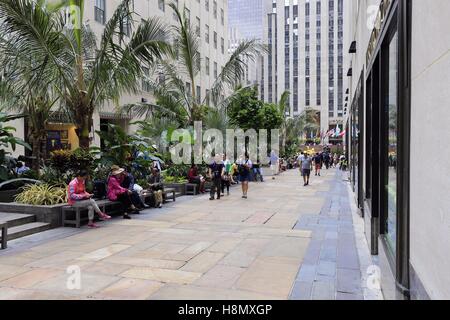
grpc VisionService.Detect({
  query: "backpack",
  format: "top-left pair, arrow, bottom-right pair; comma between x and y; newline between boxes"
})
93,180 -> 107,199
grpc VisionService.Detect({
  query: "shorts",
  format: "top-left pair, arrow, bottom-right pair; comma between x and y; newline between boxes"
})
302,169 -> 311,177
315,163 -> 321,170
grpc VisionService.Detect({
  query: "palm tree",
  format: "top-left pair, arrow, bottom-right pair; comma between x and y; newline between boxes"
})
276,91 -> 290,155
124,2 -> 266,126
0,0 -> 172,149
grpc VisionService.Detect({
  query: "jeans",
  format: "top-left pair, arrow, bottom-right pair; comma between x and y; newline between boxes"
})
71,199 -> 101,221
210,178 -> 221,199
221,177 -> 230,193
253,168 -> 264,182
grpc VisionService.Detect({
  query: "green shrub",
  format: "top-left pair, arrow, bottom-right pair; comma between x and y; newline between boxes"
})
15,183 -> 67,205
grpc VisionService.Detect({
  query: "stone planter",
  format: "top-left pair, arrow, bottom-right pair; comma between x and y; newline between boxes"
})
0,202 -> 66,229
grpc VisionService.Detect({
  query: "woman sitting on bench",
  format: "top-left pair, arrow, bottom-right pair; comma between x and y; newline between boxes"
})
148,167 -> 164,208
68,170 -> 111,229
188,164 -> 206,193
108,167 -> 139,219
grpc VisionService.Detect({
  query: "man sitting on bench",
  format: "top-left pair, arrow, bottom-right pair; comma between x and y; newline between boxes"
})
68,170 -> 111,229
148,167 -> 164,208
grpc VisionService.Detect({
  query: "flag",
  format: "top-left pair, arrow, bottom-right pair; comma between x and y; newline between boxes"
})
335,126 -> 341,137
339,130 -> 346,137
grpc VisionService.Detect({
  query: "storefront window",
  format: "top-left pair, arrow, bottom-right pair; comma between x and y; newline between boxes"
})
385,31 -> 398,254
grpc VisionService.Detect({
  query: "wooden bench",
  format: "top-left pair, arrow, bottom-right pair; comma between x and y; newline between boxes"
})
62,199 -> 121,228
163,188 -> 176,203
0,221 -> 7,249
185,183 -> 198,195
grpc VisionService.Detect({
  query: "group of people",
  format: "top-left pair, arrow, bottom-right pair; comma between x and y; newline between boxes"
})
67,162 -> 165,229
297,150 -> 346,186
187,153 -> 256,201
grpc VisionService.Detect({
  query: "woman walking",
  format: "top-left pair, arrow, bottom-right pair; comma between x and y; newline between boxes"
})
239,153 -> 253,199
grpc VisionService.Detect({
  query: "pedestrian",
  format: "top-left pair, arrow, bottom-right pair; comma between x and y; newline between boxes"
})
107,167 -> 138,219
15,161 -> 30,175
313,153 -> 322,176
209,154 -> 224,200
269,150 -> 279,180
68,170 -> 111,228
252,159 -> 264,182
221,154 -> 232,196
239,153 -> 252,199
323,152 -> 331,169
300,153 -> 313,186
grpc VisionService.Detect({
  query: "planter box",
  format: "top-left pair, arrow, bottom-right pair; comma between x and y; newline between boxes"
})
0,202 -> 66,229
163,183 -> 187,196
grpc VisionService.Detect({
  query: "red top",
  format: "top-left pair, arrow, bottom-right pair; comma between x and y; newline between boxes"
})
107,175 -> 127,201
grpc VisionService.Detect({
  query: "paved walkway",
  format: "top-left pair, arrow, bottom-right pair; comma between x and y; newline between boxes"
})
0,168 -> 382,300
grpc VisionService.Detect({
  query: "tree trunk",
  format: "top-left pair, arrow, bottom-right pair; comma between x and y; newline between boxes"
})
29,136 -> 41,172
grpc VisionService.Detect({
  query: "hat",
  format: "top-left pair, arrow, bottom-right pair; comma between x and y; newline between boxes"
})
112,167 -> 125,176
110,165 -> 120,171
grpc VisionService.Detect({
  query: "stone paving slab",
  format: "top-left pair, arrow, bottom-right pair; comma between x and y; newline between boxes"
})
0,168 -> 381,300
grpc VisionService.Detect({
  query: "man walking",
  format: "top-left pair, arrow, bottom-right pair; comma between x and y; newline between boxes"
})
209,154 -> 224,200
313,153 -> 323,176
300,153 -> 313,186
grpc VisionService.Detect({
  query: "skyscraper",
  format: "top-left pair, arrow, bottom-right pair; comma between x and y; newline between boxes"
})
263,0 -> 347,140
228,0 -> 264,41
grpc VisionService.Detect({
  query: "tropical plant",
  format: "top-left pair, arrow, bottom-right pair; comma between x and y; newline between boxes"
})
124,2 -> 266,125
15,183 -> 67,205
276,91 -> 290,155
0,0 -> 172,150
0,113 -> 31,181
49,149 -> 72,172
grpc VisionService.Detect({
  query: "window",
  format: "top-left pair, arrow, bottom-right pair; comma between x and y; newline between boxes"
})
185,8 -> 190,23
158,0 -> 164,12
220,8 -> 224,25
173,0 -> 178,20
205,24 -> 209,43
214,62 -> 218,78
213,1 -> 217,19
213,32 -> 217,49
384,30 -> 399,254
121,16 -> 132,37
196,17 -> 201,37
221,37 -> 224,54
205,57 -> 210,75
95,0 -> 106,24
205,0 -> 209,11
196,86 -> 201,104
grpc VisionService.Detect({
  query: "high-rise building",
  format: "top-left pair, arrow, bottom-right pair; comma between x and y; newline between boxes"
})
228,0 -> 264,41
228,0 -> 264,93
263,0 -> 347,140
8,0 -> 230,157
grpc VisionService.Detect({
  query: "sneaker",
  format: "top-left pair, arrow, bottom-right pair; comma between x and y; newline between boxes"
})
123,215 -> 131,220
210,197 -> 215,201
88,223 -> 100,229
243,195 -> 248,199
99,212 -> 111,220
131,210 -> 140,215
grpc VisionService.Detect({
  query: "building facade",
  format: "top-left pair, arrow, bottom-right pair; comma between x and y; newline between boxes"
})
263,0 -> 348,140
227,0 -> 264,94
345,0 -> 450,299
9,0 -> 229,158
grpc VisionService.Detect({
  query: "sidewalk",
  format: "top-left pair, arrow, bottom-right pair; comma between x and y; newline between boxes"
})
0,168 -> 382,300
